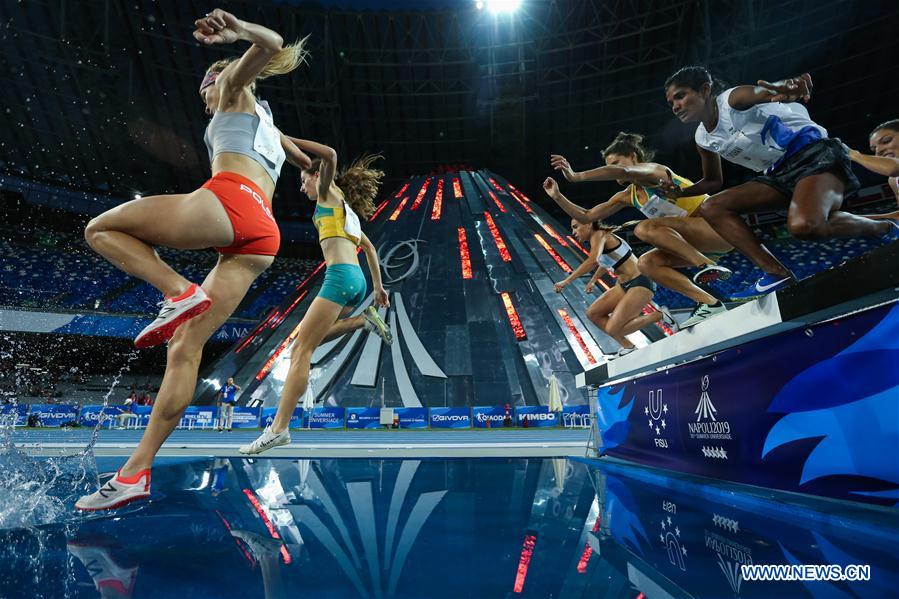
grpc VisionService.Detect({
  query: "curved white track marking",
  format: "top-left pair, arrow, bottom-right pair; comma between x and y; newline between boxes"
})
388,491 -> 448,595
394,294 -> 446,378
287,505 -> 367,597
389,311 -> 422,407
384,460 -> 420,570
351,306 -> 387,387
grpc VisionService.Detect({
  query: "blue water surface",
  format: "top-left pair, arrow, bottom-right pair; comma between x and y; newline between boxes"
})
0,455 -> 897,598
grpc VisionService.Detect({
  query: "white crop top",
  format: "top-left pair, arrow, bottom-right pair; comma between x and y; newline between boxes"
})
694,87 -> 827,173
596,235 -> 633,272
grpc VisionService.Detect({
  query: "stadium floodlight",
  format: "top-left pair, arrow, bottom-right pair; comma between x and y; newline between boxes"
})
485,0 -> 521,14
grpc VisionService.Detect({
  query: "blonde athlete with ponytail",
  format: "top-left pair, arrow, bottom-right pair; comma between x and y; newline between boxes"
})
545,178 -> 672,359
77,9 -> 311,510
241,144 -> 392,454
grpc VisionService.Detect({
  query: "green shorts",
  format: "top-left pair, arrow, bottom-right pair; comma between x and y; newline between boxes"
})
318,263 -> 367,308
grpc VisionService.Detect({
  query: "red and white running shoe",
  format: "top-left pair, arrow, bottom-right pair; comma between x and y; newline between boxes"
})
67,538 -> 138,597
75,469 -> 151,511
134,284 -> 212,348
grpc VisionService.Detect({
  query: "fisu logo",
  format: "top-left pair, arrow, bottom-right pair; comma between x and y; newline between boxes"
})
645,388 -> 668,445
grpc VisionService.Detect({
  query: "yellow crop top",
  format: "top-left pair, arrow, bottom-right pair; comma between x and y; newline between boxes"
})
313,201 -> 361,246
628,172 -> 707,218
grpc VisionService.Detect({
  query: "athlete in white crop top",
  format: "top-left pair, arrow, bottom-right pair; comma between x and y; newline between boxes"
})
664,67 -> 895,301
77,9 -> 313,512
545,178 -> 674,358
848,119 -> 899,221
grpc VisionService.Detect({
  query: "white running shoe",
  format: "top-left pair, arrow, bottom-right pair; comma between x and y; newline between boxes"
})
607,346 -> 637,361
239,426 -> 291,455
658,307 -> 679,332
682,301 -> 728,328
692,264 -> 733,285
362,306 -> 393,345
134,283 -> 212,349
67,539 -> 138,597
230,529 -> 283,561
75,469 -> 151,511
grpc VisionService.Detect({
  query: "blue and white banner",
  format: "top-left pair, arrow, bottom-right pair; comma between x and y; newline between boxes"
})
0,404 -> 28,426
515,405 -> 558,427
472,406 -> 510,428
396,407 -> 428,429
0,307 -> 253,342
180,406 -> 215,428
429,407 -> 471,429
261,407 -> 304,429
595,301 -> 899,507
229,406 -> 261,429
27,404 -> 79,427
308,407 -> 345,429
561,404 -> 591,426
130,406 -> 153,427
346,407 -> 381,429
78,405 -> 124,428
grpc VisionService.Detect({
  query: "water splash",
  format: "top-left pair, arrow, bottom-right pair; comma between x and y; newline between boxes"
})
0,349 -> 140,529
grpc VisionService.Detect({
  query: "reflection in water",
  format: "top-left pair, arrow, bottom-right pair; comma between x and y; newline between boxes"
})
0,456 -> 896,598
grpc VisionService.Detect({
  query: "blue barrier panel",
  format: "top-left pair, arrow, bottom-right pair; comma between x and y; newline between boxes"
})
346,407 -> 381,429
132,406 -> 152,428
561,404 -> 591,427
472,406 -> 510,428
27,404 -> 79,427
308,407 -> 345,429
230,406 -> 261,429
515,405 -> 558,427
260,407 -> 304,429
78,405 -> 124,428
0,404 -> 28,426
396,407 -> 428,429
594,301 -> 899,507
429,407 -> 471,429
180,406 -> 215,428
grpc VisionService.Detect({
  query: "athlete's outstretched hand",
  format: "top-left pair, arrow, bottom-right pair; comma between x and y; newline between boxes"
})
656,168 -> 683,199
194,9 -> 243,45
374,286 -> 390,308
543,177 -> 560,198
550,154 -> 577,182
757,73 -> 813,103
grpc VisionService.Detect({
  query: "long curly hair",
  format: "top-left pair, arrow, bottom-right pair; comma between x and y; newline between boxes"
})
305,154 -> 385,220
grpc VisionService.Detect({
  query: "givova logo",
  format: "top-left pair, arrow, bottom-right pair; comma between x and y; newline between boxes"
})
432,414 -> 469,422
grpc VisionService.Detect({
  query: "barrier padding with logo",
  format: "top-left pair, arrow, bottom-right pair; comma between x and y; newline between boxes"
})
228,406 -> 261,429
561,404 -> 591,426
396,407 -> 428,429
0,404 -> 28,426
346,407 -> 381,429
78,405 -> 124,428
180,406 -> 215,428
472,406 -> 510,429
515,405 -> 558,427
261,407 -> 304,429
429,407 -> 471,429
27,404 -> 80,427
594,301 -> 899,507
308,407 -> 345,429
